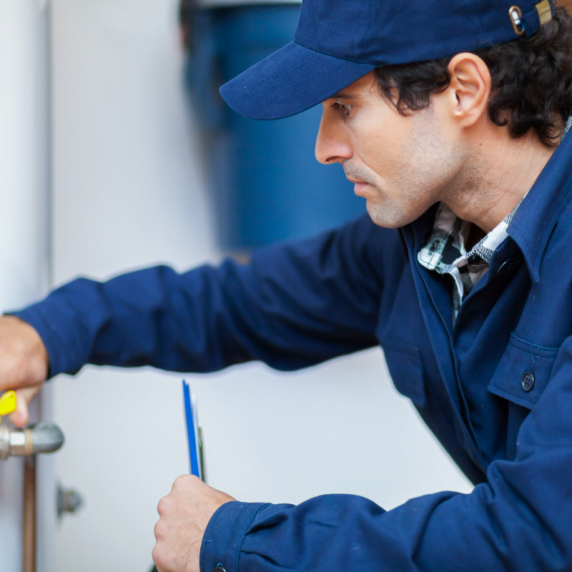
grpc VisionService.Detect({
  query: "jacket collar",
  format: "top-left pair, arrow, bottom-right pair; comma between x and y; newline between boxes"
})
508,128 -> 572,283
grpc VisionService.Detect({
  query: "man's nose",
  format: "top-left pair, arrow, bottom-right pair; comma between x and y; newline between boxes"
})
315,110 -> 352,165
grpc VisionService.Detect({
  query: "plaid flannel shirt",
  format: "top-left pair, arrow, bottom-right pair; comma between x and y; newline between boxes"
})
417,200 -> 521,320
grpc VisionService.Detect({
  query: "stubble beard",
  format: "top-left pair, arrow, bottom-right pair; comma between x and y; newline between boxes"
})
342,165 -> 418,228
365,184 -> 439,229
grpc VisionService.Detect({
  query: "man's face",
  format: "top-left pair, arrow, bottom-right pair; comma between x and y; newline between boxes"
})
316,72 -> 467,228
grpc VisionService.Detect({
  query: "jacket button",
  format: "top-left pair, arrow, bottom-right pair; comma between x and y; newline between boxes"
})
213,566 -> 227,572
521,372 -> 535,392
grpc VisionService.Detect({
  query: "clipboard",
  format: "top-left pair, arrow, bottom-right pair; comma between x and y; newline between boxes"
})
182,380 -> 205,481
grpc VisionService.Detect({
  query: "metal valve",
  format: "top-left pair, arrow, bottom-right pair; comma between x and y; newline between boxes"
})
0,421 -> 65,460
0,391 -> 65,460
0,392 -> 66,572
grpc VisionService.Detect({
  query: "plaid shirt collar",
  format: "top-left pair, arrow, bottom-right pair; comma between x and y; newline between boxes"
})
417,200 -> 523,319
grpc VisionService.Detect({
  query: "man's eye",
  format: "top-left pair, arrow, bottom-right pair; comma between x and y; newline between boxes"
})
333,102 -> 353,117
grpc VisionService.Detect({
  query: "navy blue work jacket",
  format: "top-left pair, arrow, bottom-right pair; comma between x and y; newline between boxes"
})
14,131 -> 572,571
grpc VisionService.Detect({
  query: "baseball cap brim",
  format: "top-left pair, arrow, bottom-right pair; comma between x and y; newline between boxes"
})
220,41 -> 375,121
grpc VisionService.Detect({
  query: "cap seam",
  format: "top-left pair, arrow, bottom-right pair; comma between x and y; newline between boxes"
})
292,39 -> 377,67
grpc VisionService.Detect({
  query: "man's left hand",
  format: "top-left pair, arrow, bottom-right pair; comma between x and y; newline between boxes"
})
153,475 -> 235,572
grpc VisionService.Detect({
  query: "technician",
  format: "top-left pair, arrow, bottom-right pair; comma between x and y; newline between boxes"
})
2,0 -> 572,570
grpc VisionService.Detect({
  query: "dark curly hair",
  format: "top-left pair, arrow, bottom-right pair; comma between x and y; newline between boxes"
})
375,4 -> 572,146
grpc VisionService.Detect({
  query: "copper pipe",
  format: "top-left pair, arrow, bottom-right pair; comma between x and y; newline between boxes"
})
23,456 -> 36,572
0,422 -> 65,571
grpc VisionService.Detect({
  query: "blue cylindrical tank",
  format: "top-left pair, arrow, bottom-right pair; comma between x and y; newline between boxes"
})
184,5 -> 365,249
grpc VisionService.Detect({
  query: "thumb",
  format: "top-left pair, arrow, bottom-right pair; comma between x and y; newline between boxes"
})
9,385 -> 42,427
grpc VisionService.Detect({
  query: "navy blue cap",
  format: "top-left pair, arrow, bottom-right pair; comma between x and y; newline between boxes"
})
220,0 -> 555,120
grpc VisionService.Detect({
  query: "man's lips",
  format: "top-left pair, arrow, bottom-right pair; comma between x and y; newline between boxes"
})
346,174 -> 372,196
348,180 -> 369,196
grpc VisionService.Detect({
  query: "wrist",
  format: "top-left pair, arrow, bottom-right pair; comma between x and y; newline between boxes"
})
6,315 -> 49,382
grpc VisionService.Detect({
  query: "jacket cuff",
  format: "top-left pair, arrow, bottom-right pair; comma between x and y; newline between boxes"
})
200,501 -> 268,572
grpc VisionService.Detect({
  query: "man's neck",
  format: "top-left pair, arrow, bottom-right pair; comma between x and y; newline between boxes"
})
442,130 -> 558,234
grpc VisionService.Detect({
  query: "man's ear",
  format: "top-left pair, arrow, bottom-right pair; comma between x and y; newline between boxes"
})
446,53 -> 491,128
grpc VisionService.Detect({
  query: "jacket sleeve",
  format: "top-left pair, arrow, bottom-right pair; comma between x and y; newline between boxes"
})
10,214 -> 396,377
200,335 -> 572,572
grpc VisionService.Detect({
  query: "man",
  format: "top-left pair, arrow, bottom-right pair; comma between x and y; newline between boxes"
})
2,0 -> 572,570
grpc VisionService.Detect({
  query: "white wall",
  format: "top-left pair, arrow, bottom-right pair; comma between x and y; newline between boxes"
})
50,2 -> 473,571
0,1 -> 53,571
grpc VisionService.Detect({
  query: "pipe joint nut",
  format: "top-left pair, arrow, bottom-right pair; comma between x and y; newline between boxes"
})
0,422 -> 64,460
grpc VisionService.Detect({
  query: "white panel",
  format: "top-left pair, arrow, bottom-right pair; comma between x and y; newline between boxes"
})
0,0 -> 50,307
0,0 -> 52,571
0,458 -> 24,572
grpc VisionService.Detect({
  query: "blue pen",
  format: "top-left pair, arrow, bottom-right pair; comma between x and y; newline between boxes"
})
182,380 -> 204,480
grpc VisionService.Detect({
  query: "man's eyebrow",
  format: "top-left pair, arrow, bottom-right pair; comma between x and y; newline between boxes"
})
329,90 -> 357,100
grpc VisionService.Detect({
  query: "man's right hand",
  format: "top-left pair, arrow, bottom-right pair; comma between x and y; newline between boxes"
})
0,316 -> 49,427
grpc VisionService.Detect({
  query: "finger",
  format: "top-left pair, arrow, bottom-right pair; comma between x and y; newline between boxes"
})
172,474 -> 203,493
157,496 -> 170,517
152,543 -> 169,572
8,385 -> 42,427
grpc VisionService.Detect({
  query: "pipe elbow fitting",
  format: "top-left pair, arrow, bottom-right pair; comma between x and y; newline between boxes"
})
0,422 -> 65,460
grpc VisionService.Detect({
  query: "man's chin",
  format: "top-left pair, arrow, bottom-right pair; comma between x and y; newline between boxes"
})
366,201 -> 420,229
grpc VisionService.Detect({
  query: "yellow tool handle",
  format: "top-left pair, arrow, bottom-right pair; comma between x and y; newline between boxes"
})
0,390 -> 17,422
